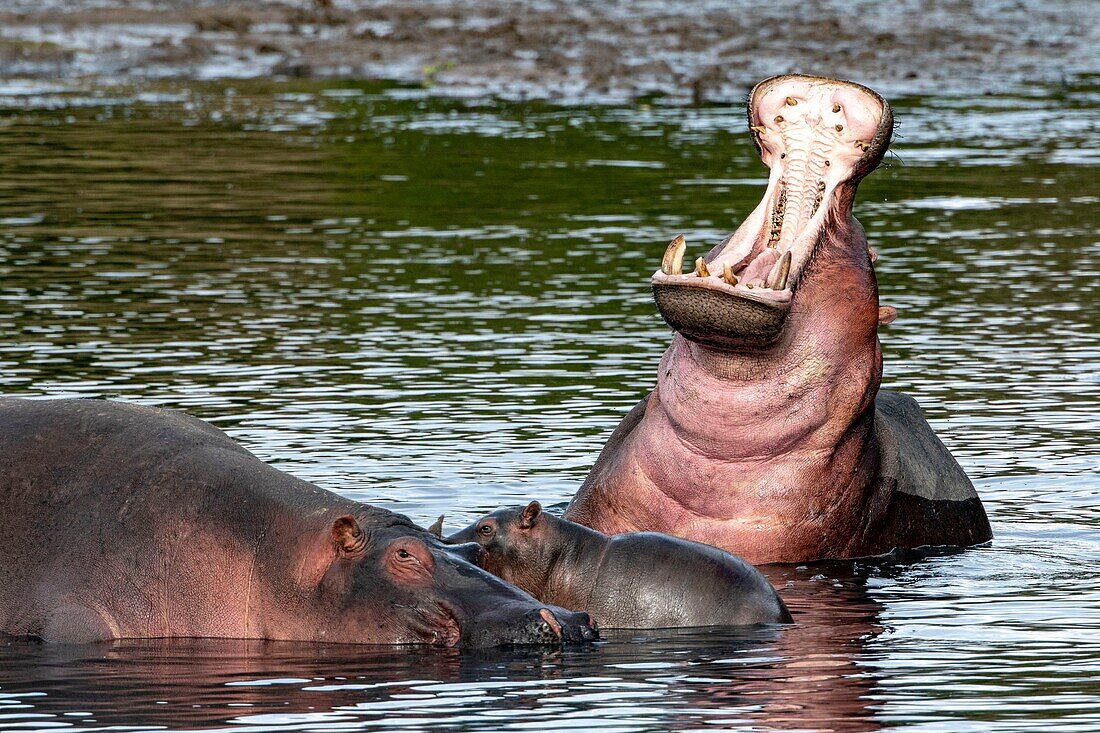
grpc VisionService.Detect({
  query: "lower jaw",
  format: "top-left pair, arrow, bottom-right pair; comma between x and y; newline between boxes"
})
652,280 -> 791,348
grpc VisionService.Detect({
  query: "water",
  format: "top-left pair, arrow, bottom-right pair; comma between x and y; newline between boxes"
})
0,78 -> 1097,731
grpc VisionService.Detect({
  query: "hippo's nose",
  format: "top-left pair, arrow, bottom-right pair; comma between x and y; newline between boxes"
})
538,608 -> 562,637
534,608 -> 598,643
526,608 -> 564,644
575,612 -> 599,641
447,541 -> 487,566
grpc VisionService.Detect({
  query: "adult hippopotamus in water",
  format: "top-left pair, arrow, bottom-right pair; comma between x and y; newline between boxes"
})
0,398 -> 597,647
441,502 -> 791,628
566,74 -> 992,564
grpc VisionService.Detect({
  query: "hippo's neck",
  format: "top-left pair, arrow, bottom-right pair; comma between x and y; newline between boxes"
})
581,251 -> 885,562
538,519 -> 610,611
657,335 -> 880,459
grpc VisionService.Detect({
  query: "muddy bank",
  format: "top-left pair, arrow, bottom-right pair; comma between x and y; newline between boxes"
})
0,0 -> 1095,102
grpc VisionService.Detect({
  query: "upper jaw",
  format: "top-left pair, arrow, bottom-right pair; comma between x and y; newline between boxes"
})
651,74 -> 892,349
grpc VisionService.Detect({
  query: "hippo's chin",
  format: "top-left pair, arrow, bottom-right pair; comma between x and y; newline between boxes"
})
651,73 -> 892,349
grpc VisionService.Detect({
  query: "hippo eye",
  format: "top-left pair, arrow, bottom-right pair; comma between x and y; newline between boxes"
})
396,548 -> 411,559
477,524 -> 493,536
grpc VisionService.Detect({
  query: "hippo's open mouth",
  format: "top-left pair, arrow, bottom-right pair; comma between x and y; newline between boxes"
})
652,74 -> 893,348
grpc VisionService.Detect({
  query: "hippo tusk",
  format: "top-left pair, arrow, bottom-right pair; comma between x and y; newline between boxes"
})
765,251 -> 792,290
694,257 -> 710,278
428,514 -> 445,538
878,305 -> 898,325
722,262 -> 738,286
661,234 -> 686,275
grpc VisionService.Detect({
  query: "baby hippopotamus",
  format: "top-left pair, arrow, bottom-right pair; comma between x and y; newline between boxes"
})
441,502 -> 791,629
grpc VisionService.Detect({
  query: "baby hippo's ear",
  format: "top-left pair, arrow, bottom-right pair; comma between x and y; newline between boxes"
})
332,515 -> 368,555
427,514 -> 444,538
519,501 -> 542,529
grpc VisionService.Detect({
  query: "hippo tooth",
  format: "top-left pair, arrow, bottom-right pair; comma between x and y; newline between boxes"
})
878,305 -> 898,325
722,262 -> 738,286
694,257 -> 710,278
661,234 -> 686,275
765,251 -> 792,290
868,246 -> 878,263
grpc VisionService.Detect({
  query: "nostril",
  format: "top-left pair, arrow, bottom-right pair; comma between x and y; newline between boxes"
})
571,610 -> 594,629
538,608 -> 563,638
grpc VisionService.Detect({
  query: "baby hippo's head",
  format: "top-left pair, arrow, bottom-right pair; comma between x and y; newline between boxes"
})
443,501 -> 555,594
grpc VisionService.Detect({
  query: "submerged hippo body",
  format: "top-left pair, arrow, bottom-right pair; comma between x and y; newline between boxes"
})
445,502 -> 791,629
0,398 -> 596,647
566,75 -> 992,564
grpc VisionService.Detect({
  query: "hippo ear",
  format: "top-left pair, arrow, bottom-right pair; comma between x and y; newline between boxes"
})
519,501 -> 542,529
427,514 -> 444,538
332,515 -> 368,555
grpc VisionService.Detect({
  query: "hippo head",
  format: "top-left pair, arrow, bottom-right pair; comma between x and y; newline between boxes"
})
651,73 -> 893,349
313,510 -> 597,648
441,502 -> 547,587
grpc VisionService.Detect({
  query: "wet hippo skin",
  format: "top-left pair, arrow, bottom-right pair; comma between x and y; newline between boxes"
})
0,398 -> 597,647
566,75 -> 992,564
444,501 -> 791,629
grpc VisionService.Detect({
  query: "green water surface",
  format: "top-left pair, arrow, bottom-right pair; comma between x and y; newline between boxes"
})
0,78 -> 1097,732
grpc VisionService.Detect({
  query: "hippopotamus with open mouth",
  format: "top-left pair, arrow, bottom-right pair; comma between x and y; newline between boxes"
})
0,398 -> 597,647
566,74 -> 992,564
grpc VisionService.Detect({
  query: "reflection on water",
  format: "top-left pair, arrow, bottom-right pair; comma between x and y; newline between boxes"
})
0,79 -> 1097,731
